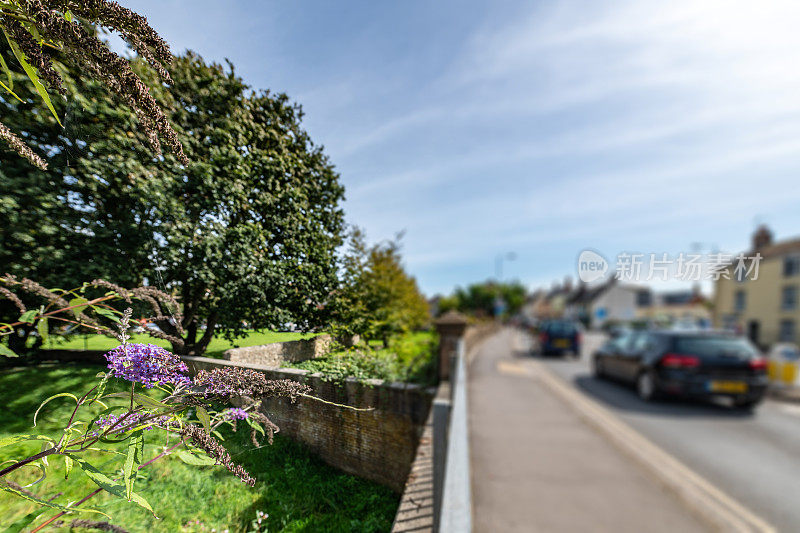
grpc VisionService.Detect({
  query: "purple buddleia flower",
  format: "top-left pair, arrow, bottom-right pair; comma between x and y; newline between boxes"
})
223,408 -> 249,421
104,343 -> 191,388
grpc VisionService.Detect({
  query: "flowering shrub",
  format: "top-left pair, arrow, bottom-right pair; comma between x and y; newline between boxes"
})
0,279 -> 318,529
0,0 -> 188,169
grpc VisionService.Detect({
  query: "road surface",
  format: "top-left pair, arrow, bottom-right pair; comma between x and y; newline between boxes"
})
531,330 -> 800,532
468,329 -> 708,532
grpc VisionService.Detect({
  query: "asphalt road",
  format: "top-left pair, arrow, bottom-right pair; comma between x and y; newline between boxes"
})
529,330 -> 800,532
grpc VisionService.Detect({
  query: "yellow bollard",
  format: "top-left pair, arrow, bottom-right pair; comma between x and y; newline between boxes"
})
768,360 -> 779,382
781,361 -> 797,385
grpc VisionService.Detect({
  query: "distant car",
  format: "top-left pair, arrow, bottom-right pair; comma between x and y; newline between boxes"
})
592,330 -> 768,409
538,320 -> 582,357
767,343 -> 800,361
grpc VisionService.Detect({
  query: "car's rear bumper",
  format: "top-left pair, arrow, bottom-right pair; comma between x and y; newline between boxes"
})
542,343 -> 580,355
655,372 -> 769,400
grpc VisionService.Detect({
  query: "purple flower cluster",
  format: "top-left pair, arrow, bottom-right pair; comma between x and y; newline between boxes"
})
104,343 -> 190,388
223,408 -> 249,421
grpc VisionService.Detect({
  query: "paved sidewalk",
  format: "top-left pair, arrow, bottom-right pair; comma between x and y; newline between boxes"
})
469,328 -> 709,533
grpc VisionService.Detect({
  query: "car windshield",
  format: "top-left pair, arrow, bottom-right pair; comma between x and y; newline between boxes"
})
546,322 -> 577,335
673,336 -> 757,358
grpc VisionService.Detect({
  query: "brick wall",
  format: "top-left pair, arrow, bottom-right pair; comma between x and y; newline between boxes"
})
223,335 -> 333,366
181,356 -> 434,492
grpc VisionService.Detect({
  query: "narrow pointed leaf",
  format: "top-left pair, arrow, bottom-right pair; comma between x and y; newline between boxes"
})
34,393 -> 78,426
0,434 -> 54,448
175,449 -> 216,466
3,30 -> 62,126
0,480 -> 110,518
195,406 -> 211,432
18,310 -> 37,324
67,455 -> 154,515
36,317 -> 48,342
123,430 -> 144,500
0,344 -> 18,358
69,297 -> 89,317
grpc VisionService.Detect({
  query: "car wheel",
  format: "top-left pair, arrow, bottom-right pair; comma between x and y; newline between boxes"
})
636,371 -> 659,401
592,357 -> 605,379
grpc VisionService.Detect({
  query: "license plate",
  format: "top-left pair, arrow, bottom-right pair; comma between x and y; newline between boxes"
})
708,381 -> 748,393
553,339 -> 570,348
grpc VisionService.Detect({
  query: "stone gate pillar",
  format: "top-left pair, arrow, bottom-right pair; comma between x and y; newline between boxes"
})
434,311 -> 468,381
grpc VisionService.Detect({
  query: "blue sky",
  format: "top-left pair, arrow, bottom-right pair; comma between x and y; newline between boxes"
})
125,0 -> 800,295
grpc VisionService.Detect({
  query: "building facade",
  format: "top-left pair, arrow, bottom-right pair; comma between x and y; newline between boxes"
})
714,226 -> 800,348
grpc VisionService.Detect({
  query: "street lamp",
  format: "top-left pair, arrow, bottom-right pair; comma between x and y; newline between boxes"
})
495,252 -> 517,281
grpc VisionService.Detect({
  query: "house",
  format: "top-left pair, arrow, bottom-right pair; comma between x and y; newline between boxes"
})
636,287 -> 711,326
713,225 -> 800,348
565,278 -> 639,329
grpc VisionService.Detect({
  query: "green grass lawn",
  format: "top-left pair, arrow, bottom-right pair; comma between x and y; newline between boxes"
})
43,330 -> 320,358
0,365 -> 398,532
290,330 -> 437,385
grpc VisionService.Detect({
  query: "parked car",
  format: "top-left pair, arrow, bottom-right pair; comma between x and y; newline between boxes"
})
591,330 -> 768,409
537,320 -> 582,357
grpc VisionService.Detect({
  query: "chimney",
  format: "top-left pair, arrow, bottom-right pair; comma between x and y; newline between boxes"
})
752,225 -> 773,251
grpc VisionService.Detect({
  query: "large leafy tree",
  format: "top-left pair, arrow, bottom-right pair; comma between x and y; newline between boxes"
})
0,51 -> 346,355
335,229 -> 430,346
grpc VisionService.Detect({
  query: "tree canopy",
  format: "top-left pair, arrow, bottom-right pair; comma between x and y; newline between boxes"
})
440,280 -> 527,318
335,228 -> 430,346
0,50 -> 346,355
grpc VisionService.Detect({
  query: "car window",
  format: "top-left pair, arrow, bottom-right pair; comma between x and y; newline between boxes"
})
546,321 -> 577,335
630,333 -> 652,353
673,336 -> 758,358
606,332 -> 633,351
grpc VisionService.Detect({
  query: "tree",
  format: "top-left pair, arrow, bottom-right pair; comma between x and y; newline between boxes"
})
335,229 -> 429,346
0,51 -> 346,356
451,280 -> 527,317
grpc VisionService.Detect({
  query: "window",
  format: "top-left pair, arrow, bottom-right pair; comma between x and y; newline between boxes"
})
782,286 -> 798,311
673,336 -> 758,358
780,320 -> 796,343
734,290 -> 746,312
630,333 -> 653,354
784,255 -> 800,277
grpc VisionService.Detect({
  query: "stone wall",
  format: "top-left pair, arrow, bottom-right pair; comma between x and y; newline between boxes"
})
223,334 -> 332,367
181,356 -> 433,492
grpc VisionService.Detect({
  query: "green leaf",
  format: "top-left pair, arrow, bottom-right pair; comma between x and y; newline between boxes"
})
67,455 -> 155,516
246,416 -> 265,436
123,430 -> 144,500
2,30 -> 62,126
0,343 -> 18,358
63,10 -> 73,22
0,50 -> 24,104
0,48 -> 13,90
33,392 -> 78,427
103,392 -> 167,409
69,297 -> 89,317
0,480 -> 109,518
175,449 -> 216,466
64,454 -> 73,479
92,306 -> 121,323
195,406 -> 211,432
0,434 -> 54,449
18,310 -> 37,324
1,507 -> 47,533
36,316 -> 48,342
